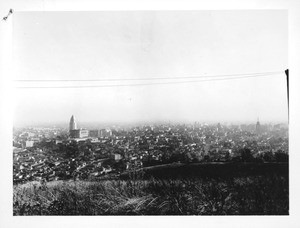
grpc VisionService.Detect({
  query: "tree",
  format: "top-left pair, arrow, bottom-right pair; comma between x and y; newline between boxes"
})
275,150 -> 288,162
263,151 -> 275,162
239,148 -> 253,162
66,141 -> 79,158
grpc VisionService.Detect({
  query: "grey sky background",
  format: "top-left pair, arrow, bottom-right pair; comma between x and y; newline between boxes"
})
13,11 -> 288,126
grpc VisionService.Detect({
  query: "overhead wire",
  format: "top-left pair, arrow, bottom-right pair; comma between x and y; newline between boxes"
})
14,71 -> 282,82
15,71 -> 284,89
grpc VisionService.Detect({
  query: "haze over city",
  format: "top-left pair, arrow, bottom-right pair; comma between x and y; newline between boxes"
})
13,11 -> 288,127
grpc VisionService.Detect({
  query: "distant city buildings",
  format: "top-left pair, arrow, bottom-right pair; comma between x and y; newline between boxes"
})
89,130 -> 100,138
70,129 -> 89,138
25,140 -> 34,148
13,119 -> 289,183
69,115 -> 112,139
256,118 -> 261,134
99,129 -> 112,138
114,153 -> 122,161
69,115 -> 89,139
69,115 -> 77,132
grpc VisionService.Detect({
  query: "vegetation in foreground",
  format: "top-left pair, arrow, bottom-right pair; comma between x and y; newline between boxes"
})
13,174 -> 288,215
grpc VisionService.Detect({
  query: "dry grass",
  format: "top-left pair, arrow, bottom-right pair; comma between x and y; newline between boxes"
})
13,175 -> 288,215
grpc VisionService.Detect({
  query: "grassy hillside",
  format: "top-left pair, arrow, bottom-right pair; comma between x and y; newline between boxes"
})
13,174 -> 288,215
120,162 -> 289,180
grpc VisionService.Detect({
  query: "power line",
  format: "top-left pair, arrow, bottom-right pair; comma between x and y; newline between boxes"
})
15,72 -> 283,89
14,71 -> 282,82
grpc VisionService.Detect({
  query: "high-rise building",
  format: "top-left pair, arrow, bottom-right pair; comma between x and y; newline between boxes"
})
69,115 -> 90,138
69,115 -> 77,133
256,118 -> 261,134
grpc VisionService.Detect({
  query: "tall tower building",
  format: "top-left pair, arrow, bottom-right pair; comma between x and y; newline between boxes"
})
256,117 -> 261,134
69,115 -> 77,132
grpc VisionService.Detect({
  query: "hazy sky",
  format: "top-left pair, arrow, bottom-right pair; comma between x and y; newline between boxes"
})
13,11 -> 288,126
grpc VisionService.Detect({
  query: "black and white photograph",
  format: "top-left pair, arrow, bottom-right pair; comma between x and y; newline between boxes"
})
9,10 -> 290,216
2,0 -> 300,225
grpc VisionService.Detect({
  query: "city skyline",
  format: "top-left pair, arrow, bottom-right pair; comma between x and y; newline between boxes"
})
13,115 -> 288,129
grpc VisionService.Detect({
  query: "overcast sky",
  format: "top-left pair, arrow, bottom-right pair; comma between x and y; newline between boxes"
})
13,11 -> 288,127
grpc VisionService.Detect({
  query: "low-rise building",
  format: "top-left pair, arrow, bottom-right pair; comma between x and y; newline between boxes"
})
70,129 -> 89,138
89,130 -> 100,138
99,129 -> 112,138
25,140 -> 34,148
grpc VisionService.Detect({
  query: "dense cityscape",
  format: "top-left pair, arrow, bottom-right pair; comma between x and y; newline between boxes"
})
13,115 -> 288,184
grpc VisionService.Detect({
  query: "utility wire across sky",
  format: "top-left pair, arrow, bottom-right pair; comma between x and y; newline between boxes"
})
15,71 -> 282,82
15,71 -> 284,89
